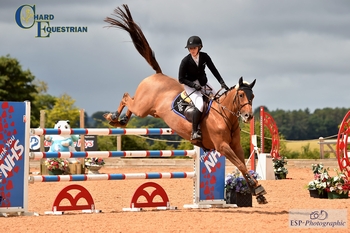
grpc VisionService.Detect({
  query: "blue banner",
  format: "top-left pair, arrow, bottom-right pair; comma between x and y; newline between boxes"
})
199,149 -> 225,201
0,102 -> 26,209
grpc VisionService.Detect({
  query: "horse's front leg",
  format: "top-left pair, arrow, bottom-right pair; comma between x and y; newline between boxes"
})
219,142 -> 268,204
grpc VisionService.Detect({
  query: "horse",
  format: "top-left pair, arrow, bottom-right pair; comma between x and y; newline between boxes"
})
103,4 -> 267,204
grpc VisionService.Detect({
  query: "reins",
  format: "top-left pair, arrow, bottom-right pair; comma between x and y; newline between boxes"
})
207,86 -> 254,133
210,87 -> 253,119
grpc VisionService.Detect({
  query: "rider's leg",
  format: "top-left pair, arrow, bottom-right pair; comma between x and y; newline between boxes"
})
184,84 -> 204,140
191,107 -> 202,140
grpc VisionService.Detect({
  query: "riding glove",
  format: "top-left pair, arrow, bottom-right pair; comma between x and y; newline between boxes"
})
221,83 -> 229,90
194,83 -> 202,91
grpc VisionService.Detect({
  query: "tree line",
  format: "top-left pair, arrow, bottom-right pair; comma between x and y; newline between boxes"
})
255,106 -> 349,140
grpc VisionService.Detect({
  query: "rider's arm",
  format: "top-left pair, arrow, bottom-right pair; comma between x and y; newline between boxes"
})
202,53 -> 225,85
178,56 -> 197,87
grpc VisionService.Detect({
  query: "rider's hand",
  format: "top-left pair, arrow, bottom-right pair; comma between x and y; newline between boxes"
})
194,84 -> 202,91
221,83 -> 229,90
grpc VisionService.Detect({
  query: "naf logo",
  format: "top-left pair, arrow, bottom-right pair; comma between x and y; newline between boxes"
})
15,4 -> 88,38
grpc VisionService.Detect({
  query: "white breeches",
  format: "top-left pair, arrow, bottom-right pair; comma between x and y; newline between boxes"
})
184,80 -> 215,112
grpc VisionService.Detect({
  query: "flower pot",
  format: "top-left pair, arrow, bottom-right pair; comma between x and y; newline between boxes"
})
308,189 -> 328,198
48,169 -> 64,175
275,173 -> 287,180
327,192 -> 349,199
226,190 -> 252,207
86,165 -> 103,174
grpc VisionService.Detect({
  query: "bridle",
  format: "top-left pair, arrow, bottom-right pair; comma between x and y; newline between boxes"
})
218,86 -> 254,119
233,87 -> 254,116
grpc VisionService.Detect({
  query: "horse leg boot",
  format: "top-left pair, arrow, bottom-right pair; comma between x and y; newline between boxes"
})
244,173 -> 268,204
191,108 -> 202,141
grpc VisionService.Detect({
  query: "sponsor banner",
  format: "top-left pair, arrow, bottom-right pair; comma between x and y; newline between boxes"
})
29,135 -> 97,152
0,102 -> 27,209
199,149 -> 225,201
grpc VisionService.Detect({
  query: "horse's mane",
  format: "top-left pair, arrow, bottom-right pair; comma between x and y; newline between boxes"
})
104,4 -> 162,74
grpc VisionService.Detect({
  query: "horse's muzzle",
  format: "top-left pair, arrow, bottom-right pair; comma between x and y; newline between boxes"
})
241,112 -> 253,123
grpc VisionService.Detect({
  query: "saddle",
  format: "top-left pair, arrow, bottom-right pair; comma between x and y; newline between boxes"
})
171,91 -> 211,122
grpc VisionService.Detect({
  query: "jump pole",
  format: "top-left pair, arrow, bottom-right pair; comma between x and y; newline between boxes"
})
0,101 -> 233,216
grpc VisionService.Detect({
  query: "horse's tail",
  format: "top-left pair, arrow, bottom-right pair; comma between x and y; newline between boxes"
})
104,4 -> 162,74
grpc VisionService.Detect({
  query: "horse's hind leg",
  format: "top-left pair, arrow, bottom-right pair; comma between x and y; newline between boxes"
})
103,93 -> 133,127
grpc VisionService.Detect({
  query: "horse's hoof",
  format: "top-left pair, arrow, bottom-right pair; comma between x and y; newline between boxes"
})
119,116 -> 129,125
104,113 -> 119,122
103,113 -> 112,121
256,195 -> 268,204
108,121 -> 120,127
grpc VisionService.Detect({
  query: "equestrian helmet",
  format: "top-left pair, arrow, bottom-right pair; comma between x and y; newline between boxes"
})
185,36 -> 203,49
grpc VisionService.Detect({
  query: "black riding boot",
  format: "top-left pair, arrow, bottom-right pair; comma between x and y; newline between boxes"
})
191,108 -> 202,141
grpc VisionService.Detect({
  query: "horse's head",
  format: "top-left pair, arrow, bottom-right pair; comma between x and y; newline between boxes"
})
233,77 -> 256,123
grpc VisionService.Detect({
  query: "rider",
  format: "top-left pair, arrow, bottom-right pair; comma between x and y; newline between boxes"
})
178,35 -> 229,141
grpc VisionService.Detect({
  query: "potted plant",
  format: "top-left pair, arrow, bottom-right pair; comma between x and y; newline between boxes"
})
326,169 -> 350,199
307,163 -> 329,198
225,168 -> 260,207
272,156 -> 288,179
44,158 -> 69,175
85,157 -> 105,174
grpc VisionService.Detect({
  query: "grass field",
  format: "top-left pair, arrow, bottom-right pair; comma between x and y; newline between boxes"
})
284,139 -> 320,152
283,139 -> 337,158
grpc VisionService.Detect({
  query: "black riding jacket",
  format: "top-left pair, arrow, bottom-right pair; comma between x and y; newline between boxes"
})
178,52 -> 224,87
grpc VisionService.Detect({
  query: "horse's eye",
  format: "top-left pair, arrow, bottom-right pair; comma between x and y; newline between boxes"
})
239,93 -> 244,98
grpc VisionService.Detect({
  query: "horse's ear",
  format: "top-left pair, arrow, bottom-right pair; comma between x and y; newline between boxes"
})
239,77 -> 243,86
249,79 -> 256,89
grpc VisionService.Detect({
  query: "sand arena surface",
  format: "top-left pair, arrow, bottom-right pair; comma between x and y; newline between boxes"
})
2,164 -> 350,233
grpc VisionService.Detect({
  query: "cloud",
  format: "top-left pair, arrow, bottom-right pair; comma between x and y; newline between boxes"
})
1,0 -> 349,117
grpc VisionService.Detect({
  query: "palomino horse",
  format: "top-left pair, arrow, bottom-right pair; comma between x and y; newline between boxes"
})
104,4 -> 267,204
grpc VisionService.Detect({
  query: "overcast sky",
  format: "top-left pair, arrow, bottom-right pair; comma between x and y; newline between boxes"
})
1,0 -> 349,117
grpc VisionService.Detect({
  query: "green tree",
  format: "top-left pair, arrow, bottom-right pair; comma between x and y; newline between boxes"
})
30,80 -> 57,127
44,93 -> 80,128
97,135 -> 117,151
177,140 -> 194,150
91,111 -> 110,128
33,80 -> 56,110
122,135 -> 150,150
150,141 -> 175,150
0,55 -> 39,126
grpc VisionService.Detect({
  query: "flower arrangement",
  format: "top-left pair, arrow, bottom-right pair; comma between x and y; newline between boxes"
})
225,169 -> 260,195
272,156 -> 288,179
85,157 -> 105,167
307,164 -> 350,198
307,163 -> 329,195
44,158 -> 69,172
326,169 -> 350,194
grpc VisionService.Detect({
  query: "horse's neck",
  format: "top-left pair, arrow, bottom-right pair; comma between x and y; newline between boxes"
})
208,89 -> 239,123
218,89 -> 238,111
209,89 -> 240,135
